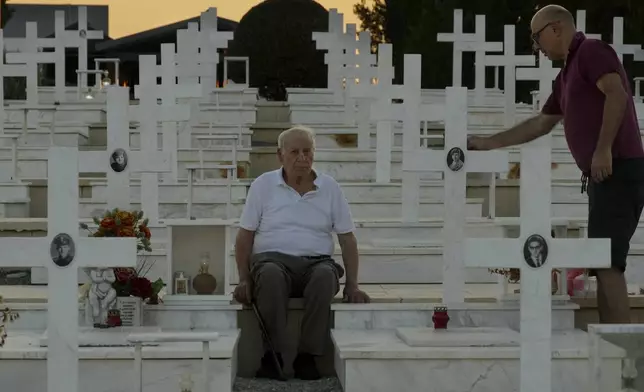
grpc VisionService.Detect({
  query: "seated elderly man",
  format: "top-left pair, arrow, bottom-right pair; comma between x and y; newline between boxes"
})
233,126 -> 370,380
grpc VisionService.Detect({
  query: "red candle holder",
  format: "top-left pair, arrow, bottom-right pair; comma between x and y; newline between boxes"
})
432,305 -> 449,329
106,309 -> 123,328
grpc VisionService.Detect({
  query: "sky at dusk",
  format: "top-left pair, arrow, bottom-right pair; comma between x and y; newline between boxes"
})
8,0 -> 363,38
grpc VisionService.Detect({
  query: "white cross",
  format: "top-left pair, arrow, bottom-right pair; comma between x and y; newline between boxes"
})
198,8 -> 234,96
176,22 -> 200,85
0,146 -> 137,392
575,10 -> 602,40
0,30 -> 30,132
437,10 -> 503,97
133,44 -> 202,183
79,86 -> 172,211
485,25 -> 535,127
610,17 -> 641,63
516,52 -> 560,109
349,44 -> 397,183
76,6 -> 105,87
313,9 -> 345,96
464,132 -> 610,391
4,22 -> 58,109
404,87 -> 509,303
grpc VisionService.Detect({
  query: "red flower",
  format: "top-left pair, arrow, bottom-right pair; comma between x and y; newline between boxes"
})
100,217 -> 116,229
129,277 -> 153,299
114,268 -> 136,282
139,225 -> 151,239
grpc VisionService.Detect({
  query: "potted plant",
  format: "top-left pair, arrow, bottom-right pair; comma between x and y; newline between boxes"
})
80,209 -> 165,326
0,295 -> 19,347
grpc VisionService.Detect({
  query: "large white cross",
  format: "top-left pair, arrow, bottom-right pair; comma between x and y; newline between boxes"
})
404,87 -> 509,303
75,6 -> 105,87
313,9 -> 345,96
437,10 -> 502,99
79,86 -> 172,211
4,22 -> 58,109
340,26 -> 377,126
516,52 -> 560,109
133,44 -> 202,183
610,17 -> 641,63
575,10 -> 602,40
485,25 -> 536,127
464,133 -> 610,391
176,22 -> 200,85
0,146 -> 137,392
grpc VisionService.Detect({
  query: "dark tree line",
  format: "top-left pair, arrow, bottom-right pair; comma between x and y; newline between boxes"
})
354,0 -> 644,103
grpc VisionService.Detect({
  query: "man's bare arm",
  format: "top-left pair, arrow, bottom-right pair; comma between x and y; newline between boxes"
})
488,113 -> 563,148
235,228 -> 255,282
337,232 -> 359,288
595,73 -> 629,152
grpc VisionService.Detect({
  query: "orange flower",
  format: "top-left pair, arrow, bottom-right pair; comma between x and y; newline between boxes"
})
139,225 -> 151,239
116,211 -> 134,227
117,226 -> 135,237
100,217 -> 116,229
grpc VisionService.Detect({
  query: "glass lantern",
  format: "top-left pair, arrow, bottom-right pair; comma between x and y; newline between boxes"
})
179,373 -> 194,392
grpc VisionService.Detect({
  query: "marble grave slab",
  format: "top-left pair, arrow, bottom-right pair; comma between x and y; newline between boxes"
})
395,327 -> 520,347
40,326 -> 162,347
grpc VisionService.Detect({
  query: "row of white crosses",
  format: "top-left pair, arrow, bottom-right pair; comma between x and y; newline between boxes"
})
135,44 -> 202,185
79,86 -> 172,223
2,6 -> 103,102
437,10 -> 502,105
0,146 -> 137,392
175,7 -> 233,99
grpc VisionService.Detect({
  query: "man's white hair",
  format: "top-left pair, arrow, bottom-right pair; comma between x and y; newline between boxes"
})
277,125 -> 316,150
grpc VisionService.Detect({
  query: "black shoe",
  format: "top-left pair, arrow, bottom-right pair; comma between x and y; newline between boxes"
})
293,353 -> 321,380
255,351 -> 286,381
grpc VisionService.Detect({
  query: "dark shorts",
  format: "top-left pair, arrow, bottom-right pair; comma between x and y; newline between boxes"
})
587,158 -> 644,272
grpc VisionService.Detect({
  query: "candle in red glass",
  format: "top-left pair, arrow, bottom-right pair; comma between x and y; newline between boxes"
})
432,305 -> 450,329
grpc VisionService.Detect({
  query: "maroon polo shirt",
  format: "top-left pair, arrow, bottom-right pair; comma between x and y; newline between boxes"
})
542,32 -> 643,172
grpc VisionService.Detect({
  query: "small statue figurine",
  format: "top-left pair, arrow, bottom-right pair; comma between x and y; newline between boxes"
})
87,268 -> 118,327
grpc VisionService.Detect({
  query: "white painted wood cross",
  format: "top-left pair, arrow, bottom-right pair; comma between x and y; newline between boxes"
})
313,9 -> 345,98
79,86 -> 172,212
575,10 -> 602,40
404,87 -> 509,303
485,25 -> 535,127
437,10 -> 502,103
133,44 -> 202,184
75,6 -> 105,88
464,134 -> 610,392
348,44 -> 396,182
340,25 -> 377,126
0,30 -> 29,132
4,22 -> 58,109
516,52 -> 560,109
610,17 -> 641,63
0,146 -> 137,392
176,22 -> 200,85
199,8 -> 234,96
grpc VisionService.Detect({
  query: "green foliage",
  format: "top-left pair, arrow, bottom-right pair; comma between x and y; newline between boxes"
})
354,0 -> 644,102
226,0 -> 329,89
354,0 -> 388,47
1,0 -> 14,29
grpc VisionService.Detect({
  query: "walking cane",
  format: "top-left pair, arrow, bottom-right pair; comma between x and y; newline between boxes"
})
252,301 -> 286,381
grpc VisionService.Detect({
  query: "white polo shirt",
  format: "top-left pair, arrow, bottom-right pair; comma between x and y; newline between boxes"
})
239,169 -> 355,257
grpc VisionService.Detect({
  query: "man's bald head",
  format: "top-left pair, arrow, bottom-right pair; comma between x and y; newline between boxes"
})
530,5 -> 578,61
531,5 -> 575,29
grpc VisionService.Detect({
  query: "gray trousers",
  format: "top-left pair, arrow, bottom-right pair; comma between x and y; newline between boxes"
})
250,251 -> 344,356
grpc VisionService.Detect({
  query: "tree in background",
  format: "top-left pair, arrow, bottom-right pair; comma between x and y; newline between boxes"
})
354,0 -> 644,102
1,0 -> 13,29
353,0 -> 389,48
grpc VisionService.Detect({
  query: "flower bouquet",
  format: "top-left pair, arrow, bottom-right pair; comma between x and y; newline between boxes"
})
80,209 -> 165,304
0,295 -> 19,347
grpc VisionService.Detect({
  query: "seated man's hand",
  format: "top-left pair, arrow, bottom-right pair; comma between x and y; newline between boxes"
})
343,284 -> 370,304
233,279 -> 253,305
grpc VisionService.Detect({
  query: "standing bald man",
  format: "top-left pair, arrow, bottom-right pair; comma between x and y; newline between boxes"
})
469,5 -> 644,323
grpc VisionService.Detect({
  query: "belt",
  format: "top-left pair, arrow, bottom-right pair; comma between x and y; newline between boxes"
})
302,255 -> 331,260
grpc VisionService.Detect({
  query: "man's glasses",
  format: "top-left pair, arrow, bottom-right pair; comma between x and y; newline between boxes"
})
531,21 -> 558,45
